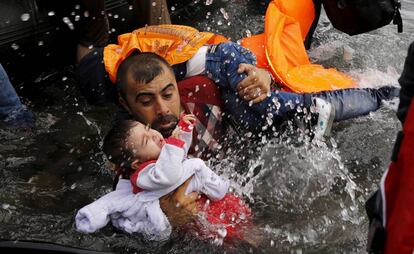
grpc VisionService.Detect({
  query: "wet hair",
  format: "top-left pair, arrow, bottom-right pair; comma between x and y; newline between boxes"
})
102,120 -> 141,171
116,51 -> 174,99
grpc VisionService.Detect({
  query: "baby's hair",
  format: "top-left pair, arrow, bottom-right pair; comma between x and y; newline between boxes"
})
102,120 -> 141,170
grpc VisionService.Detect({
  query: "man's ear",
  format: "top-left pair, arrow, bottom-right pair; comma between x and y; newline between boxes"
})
130,159 -> 141,170
118,94 -> 132,115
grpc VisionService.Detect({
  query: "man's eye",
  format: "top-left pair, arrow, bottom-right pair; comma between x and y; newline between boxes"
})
140,99 -> 152,106
163,93 -> 173,99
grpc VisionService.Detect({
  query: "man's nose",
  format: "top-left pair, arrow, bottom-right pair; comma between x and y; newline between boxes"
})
155,99 -> 170,116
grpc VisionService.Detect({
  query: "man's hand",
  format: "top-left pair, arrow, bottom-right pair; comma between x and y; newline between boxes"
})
159,178 -> 199,228
236,63 -> 272,104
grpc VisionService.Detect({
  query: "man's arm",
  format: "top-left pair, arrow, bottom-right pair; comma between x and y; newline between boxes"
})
159,178 -> 199,227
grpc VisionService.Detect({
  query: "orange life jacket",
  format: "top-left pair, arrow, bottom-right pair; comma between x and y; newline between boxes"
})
241,0 -> 356,93
104,3 -> 355,93
104,24 -> 227,83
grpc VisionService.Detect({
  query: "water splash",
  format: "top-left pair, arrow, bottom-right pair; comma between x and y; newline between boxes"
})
76,112 -> 103,146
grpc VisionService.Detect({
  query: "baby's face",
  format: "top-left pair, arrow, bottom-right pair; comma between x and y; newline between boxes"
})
127,122 -> 166,162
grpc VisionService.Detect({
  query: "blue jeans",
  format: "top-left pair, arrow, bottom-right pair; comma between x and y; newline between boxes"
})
0,64 -> 34,128
205,42 -> 400,131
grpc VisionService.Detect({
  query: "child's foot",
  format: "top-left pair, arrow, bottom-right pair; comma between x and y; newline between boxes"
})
312,98 -> 335,140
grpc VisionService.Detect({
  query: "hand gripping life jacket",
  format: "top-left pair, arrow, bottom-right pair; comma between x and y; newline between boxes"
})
240,0 -> 356,93
103,24 -> 228,83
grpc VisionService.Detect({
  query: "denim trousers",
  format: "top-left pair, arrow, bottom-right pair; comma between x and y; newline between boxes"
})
205,42 -> 399,131
0,63 -> 34,127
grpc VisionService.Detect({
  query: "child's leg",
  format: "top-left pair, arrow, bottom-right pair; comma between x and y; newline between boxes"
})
205,42 -> 308,130
221,88 -> 308,131
205,42 -> 256,91
308,86 -> 400,121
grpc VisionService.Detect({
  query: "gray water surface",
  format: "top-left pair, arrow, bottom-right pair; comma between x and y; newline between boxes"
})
1,0 -> 413,253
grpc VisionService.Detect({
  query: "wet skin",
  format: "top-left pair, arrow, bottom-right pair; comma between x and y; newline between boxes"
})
119,64 -> 182,138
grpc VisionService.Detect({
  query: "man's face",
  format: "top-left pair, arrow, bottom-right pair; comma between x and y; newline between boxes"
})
119,65 -> 182,138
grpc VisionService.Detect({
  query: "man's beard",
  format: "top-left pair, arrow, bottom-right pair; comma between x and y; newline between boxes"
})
151,114 -> 179,138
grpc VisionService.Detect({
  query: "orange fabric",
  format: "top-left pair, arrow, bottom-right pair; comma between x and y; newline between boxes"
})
272,0 -> 315,39
240,34 -> 268,69
206,34 -> 229,44
104,25 -> 216,83
242,0 -> 356,93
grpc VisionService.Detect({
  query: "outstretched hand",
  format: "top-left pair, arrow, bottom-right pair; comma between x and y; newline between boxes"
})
236,63 -> 272,104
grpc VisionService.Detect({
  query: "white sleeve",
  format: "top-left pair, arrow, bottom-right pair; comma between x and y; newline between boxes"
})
136,142 -> 185,191
184,158 -> 229,201
185,46 -> 208,77
112,200 -> 172,241
181,129 -> 193,157
75,188 -> 136,233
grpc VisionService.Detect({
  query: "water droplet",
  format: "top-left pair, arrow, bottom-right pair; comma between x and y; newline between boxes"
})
152,1 -> 157,6
48,11 -> 55,16
220,213 -> 225,220
217,227 -> 227,238
171,6 -> 175,11
62,17 -> 74,30
70,183 -> 77,190
270,239 -> 275,247
239,213 -> 246,220
38,41 -> 44,46
21,13 -> 31,22
220,8 -> 229,20
205,0 -> 214,6
11,43 -> 19,50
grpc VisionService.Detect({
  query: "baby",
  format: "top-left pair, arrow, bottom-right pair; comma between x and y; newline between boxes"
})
75,114 -> 251,241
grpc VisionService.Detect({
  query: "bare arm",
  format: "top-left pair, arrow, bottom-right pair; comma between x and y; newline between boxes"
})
159,178 -> 199,227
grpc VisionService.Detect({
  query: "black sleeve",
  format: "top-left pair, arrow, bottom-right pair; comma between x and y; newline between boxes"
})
391,41 -> 414,162
397,41 -> 414,124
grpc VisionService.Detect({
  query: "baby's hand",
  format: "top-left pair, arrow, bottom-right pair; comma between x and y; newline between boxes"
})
181,114 -> 196,125
171,126 -> 183,139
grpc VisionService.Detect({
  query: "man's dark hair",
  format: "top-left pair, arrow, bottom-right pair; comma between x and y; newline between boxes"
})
116,51 -> 174,99
102,120 -> 141,170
